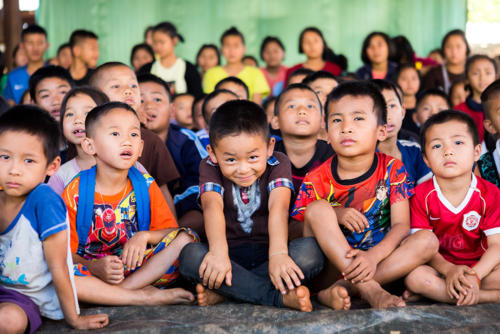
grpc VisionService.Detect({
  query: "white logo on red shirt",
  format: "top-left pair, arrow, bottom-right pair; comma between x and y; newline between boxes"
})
462,211 -> 481,231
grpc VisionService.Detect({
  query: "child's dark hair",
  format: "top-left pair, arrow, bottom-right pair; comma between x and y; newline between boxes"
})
325,81 -> 387,127
0,105 -> 60,164
69,29 -> 98,49
143,26 -> 154,40
196,44 -> 220,67
88,61 -> 130,88
85,101 -> 139,138
287,68 -> 314,85
260,36 -> 285,60
153,21 -> 184,42
137,73 -> 173,102
416,89 -> 451,109
396,63 -> 421,85
389,35 -> 415,65
298,27 -> 325,55
192,93 -> 206,119
263,96 -> 277,111
420,110 -> 479,155
214,76 -> 249,99
209,100 -> 269,147
21,24 -> 47,41
29,65 -> 74,102
274,83 -> 322,116
361,32 -> 391,65
441,29 -> 470,57
173,93 -> 194,102
465,54 -> 498,77
481,79 -> 500,120
243,55 -> 258,66
220,26 -> 245,45
302,70 -> 337,86
130,43 -> 155,66
57,43 -> 71,55
370,79 -> 403,105
202,89 -> 238,123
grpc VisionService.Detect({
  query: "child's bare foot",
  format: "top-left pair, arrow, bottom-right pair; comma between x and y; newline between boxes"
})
358,280 -> 406,308
403,289 -> 422,302
142,286 -> 195,305
282,286 -> 313,312
196,283 -> 224,306
318,284 -> 351,310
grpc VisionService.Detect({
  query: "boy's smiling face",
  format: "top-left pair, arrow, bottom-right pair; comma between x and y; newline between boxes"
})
139,81 -> 171,134
423,120 -> 481,180
208,133 -> 274,188
327,95 -> 386,157
83,108 -> 143,171
35,77 -> 71,121
0,131 -> 59,198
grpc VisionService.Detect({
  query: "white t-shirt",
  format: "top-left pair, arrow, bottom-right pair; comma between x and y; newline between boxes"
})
0,184 -> 79,319
151,58 -> 187,94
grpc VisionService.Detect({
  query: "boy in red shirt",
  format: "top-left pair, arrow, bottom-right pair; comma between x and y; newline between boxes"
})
405,110 -> 500,305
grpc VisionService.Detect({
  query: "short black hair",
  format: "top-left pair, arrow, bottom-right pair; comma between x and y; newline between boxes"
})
465,54 -> 498,77
192,93 -> 207,119
202,89 -> 238,123
243,55 -> 258,66
69,29 -> 98,49
21,24 -> 47,41
420,110 -> 479,156
263,96 -> 277,112
215,76 -> 249,99
325,81 -> 387,127
287,68 -> 314,85
416,89 -> 451,110
143,26 -> 154,40
441,29 -> 470,57
370,79 -> 403,105
260,36 -> 285,60
481,79 -> 500,120
85,101 -> 139,138
220,26 -> 244,45
395,63 -> 421,86
302,70 -> 337,86
153,21 -> 184,42
0,105 -> 60,164
130,43 -> 155,66
196,44 -> 220,67
137,73 -> 172,102
209,100 -> 269,148
88,61 -> 131,88
29,65 -> 74,102
57,43 -> 71,55
361,32 -> 391,65
298,27 -> 325,55
389,35 -> 415,65
274,83 -> 322,116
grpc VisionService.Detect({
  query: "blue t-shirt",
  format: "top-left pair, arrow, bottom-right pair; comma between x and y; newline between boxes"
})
196,128 -> 210,152
0,184 -> 78,319
398,140 -> 432,186
3,66 -> 30,103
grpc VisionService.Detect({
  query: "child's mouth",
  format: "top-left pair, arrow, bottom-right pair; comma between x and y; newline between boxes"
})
120,150 -> 133,158
73,129 -> 85,137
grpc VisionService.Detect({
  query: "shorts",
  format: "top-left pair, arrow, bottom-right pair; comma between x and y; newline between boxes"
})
0,285 -> 42,334
74,227 -> 198,287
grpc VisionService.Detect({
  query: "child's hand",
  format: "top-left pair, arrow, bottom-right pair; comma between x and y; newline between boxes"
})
336,208 -> 370,233
199,251 -> 232,289
444,265 -> 476,300
457,273 -> 480,306
268,254 -> 304,294
88,255 -> 124,284
68,313 -> 109,330
343,249 -> 377,283
121,231 -> 149,271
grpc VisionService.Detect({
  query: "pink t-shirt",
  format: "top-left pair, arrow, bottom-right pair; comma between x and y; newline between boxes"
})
260,65 -> 287,96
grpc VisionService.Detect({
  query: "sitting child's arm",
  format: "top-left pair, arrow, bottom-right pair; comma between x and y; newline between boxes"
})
199,191 -> 232,289
44,230 -> 109,329
344,199 -> 411,283
334,207 -> 370,234
268,186 -> 304,294
72,253 -> 124,285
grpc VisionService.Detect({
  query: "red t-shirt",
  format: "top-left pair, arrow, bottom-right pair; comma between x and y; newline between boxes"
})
410,175 -> 500,266
454,101 -> 484,141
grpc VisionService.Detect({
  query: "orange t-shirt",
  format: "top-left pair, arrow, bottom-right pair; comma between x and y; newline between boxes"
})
62,173 -> 177,258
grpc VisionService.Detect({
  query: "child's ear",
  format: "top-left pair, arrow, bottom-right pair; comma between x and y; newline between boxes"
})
473,143 -> 482,162
138,139 -> 144,158
376,124 -> 388,142
207,144 -> 218,164
46,156 -> 61,177
81,137 -> 96,156
270,115 -> 280,130
267,137 -> 276,157
483,119 -> 498,135
401,105 -> 406,118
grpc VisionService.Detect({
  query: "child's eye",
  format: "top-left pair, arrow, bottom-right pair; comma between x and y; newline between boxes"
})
111,84 -> 120,89
332,118 -> 341,123
288,104 -> 295,109
315,90 -> 322,95
249,155 -> 259,161
131,132 -> 139,137
0,154 -> 9,160
130,84 -> 138,89
111,132 -> 119,136
140,99 -> 144,104
154,98 -> 162,103
225,158 -> 236,163
65,112 -> 74,118
307,104 -> 315,109
24,158 -> 34,164
431,144 -> 441,149
354,116 -> 364,121
388,103 -> 396,109
455,140 -> 463,145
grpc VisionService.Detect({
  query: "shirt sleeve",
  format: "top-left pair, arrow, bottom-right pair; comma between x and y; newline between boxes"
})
410,186 -> 433,233
62,178 -> 80,253
267,153 -> 293,193
290,174 -> 319,222
480,183 -> 500,236
388,158 -> 414,205
148,180 -> 178,230
2,74 -> 15,102
47,173 -> 65,196
199,157 -> 224,197
251,68 -> 271,96
33,185 -> 68,241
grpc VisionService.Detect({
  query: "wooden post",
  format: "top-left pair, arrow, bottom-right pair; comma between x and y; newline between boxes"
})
3,0 -> 22,71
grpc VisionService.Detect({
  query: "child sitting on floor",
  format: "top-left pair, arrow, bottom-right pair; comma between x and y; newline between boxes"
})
179,100 -> 325,312
405,110 -> 500,305
0,106 -> 108,333
291,81 -> 439,310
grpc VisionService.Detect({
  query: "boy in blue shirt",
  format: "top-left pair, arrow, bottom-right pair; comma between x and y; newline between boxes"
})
0,106 -> 108,333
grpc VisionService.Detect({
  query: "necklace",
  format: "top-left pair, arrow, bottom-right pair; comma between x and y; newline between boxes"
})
98,183 -> 129,211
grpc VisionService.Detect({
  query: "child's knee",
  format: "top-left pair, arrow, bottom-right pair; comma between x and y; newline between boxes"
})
0,303 -> 28,334
304,200 -> 335,225
405,266 -> 432,292
409,229 -> 439,258
179,243 -> 209,278
289,237 -> 325,276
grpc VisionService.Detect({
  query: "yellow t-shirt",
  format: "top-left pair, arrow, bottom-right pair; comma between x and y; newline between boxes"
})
203,66 -> 270,100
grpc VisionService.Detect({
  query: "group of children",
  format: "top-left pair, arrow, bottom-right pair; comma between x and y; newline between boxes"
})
1,21 -> 500,333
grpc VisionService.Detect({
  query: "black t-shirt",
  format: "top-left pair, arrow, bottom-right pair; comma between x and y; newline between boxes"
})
72,68 -> 95,86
